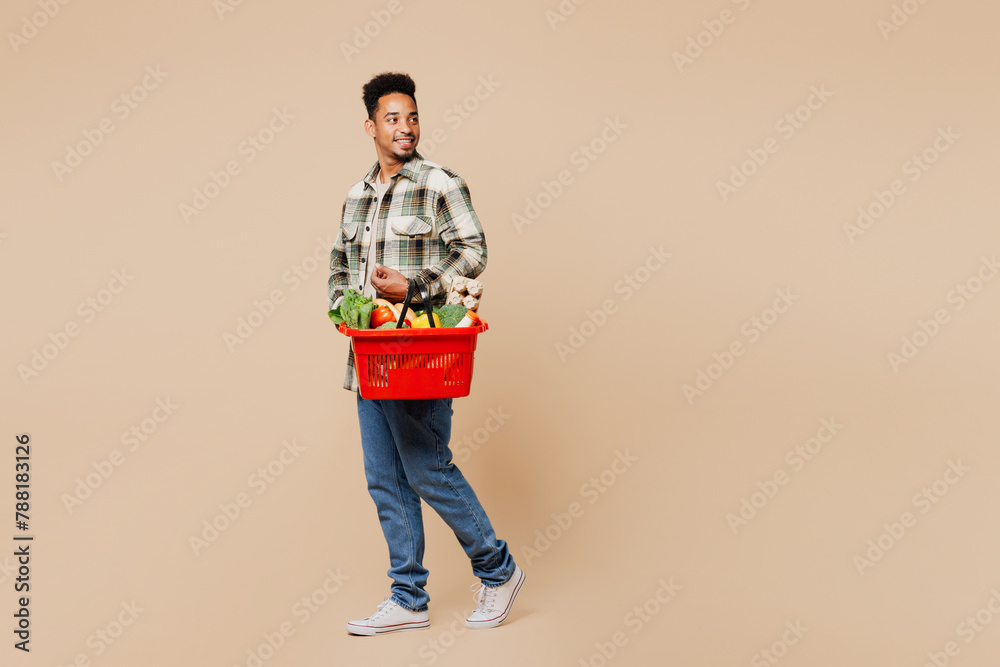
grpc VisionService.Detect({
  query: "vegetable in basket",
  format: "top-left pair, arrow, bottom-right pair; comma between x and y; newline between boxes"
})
407,304 -> 468,328
370,306 -> 397,328
328,289 -> 376,329
434,304 -> 469,327
411,312 -> 442,329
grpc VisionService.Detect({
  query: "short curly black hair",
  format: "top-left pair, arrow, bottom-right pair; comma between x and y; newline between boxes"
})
362,72 -> 417,120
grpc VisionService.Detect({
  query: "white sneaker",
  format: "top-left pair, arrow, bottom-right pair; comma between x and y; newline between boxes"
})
346,594 -> 429,636
466,565 -> 525,629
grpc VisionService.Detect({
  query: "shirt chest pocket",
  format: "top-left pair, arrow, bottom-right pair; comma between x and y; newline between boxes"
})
388,215 -> 434,238
341,219 -> 360,241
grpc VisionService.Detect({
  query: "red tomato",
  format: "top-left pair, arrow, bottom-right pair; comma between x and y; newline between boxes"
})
370,306 -> 397,328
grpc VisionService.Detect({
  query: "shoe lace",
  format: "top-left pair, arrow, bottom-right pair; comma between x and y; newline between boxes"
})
470,582 -> 498,613
368,594 -> 396,621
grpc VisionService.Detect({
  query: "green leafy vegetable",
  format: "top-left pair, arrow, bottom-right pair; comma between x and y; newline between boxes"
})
328,289 -> 376,329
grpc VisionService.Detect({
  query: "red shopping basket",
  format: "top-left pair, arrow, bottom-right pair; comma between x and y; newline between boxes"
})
338,321 -> 488,399
335,277 -> 489,400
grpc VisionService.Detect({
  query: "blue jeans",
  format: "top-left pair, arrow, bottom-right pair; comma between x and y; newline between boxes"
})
356,394 -> 516,612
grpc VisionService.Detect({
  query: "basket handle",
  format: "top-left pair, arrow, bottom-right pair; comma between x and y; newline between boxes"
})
396,277 -> 435,328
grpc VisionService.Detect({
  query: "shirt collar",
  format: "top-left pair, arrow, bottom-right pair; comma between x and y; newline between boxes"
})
363,152 -> 425,190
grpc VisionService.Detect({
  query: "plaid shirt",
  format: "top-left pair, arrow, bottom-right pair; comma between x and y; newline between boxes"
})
328,151 -> 488,392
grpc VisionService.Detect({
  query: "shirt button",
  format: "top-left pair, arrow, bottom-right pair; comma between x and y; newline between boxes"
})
366,226 -> 370,231
361,258 -> 366,263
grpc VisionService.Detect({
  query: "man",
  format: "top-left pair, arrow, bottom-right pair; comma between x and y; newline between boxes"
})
328,72 -> 524,636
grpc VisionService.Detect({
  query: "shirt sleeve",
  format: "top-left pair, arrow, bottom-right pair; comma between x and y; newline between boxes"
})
415,174 -> 488,301
328,200 -> 350,309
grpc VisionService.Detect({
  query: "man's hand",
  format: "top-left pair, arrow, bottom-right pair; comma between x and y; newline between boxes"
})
370,263 -> 409,302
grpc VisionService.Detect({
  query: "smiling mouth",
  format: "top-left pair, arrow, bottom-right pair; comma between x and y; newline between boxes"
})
395,137 -> 414,148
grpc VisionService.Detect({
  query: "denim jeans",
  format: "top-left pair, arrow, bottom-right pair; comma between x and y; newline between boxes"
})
356,393 -> 516,612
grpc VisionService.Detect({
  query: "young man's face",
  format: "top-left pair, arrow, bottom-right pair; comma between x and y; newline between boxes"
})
366,92 -> 419,166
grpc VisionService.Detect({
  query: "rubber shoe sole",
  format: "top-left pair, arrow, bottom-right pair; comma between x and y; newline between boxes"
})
346,619 -> 430,636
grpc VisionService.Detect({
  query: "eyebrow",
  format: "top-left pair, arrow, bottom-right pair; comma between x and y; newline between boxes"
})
382,111 -> 418,118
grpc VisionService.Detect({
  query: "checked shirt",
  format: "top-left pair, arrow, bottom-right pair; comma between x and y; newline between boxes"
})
328,151 -> 488,392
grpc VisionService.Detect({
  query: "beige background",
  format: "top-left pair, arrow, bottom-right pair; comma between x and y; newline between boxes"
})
3,0 -> 999,665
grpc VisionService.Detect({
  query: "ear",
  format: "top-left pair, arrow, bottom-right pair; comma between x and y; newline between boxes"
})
364,118 -> 376,138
